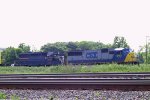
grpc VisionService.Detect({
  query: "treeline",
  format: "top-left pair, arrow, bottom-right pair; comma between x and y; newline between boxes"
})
41,36 -> 129,52
2,43 -> 30,65
1,36 -> 130,65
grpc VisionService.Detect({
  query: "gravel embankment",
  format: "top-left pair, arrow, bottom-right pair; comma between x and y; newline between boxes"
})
0,89 -> 150,100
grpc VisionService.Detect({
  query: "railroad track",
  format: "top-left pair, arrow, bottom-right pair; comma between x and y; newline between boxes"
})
1,72 -> 150,90
1,72 -> 150,78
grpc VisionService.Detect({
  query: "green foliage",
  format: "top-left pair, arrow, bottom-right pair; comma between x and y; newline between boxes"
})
112,36 -> 129,48
11,95 -> 20,100
41,41 -> 111,52
78,41 -> 93,50
67,42 -> 78,51
137,45 -> 150,64
0,64 -> 150,74
49,96 -> 54,100
0,92 -> 6,99
2,43 -> 30,65
18,43 -> 30,53
77,41 -> 106,50
41,42 -> 68,52
2,47 -> 18,65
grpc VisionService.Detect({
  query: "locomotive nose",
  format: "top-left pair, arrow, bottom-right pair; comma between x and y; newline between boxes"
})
124,52 -> 137,63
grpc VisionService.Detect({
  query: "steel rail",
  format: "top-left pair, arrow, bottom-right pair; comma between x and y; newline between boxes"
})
0,79 -> 150,85
0,73 -> 150,90
0,72 -> 150,78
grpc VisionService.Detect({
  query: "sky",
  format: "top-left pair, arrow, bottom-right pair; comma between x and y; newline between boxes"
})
0,0 -> 150,52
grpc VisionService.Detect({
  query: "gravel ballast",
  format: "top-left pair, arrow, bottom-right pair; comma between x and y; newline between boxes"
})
0,89 -> 150,100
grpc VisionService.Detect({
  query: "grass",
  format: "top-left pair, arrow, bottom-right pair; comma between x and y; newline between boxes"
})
0,93 -> 21,100
11,95 -> 20,100
0,64 -> 150,74
0,92 -> 6,99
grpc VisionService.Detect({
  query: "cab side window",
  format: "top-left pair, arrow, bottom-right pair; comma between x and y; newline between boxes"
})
101,49 -> 108,53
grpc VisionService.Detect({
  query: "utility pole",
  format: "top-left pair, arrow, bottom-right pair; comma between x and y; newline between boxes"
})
146,36 -> 150,65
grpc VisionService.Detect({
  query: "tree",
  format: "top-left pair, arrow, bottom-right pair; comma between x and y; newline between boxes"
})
2,47 -> 18,65
15,48 -> 23,58
78,41 -> 93,50
66,42 -> 78,51
41,41 -> 112,52
41,42 -> 68,53
94,42 -> 112,49
18,43 -> 30,53
138,44 -> 150,64
77,41 -> 111,50
112,36 -> 129,48
2,43 -> 30,65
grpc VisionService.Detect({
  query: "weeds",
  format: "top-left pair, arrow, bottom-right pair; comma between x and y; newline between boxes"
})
0,92 -> 6,99
0,64 -> 149,74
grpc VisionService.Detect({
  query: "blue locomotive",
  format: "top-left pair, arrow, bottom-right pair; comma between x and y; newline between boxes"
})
67,48 -> 138,65
14,48 -> 139,66
15,52 -> 64,66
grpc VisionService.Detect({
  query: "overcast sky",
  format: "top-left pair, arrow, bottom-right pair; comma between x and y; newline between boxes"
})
0,0 -> 150,52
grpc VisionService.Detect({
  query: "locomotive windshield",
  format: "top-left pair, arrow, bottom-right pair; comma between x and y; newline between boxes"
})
122,48 -> 132,54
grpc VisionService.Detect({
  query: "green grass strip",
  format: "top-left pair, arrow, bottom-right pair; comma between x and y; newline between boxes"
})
0,64 -> 150,74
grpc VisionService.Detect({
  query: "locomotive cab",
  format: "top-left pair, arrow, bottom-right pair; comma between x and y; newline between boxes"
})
112,48 -> 125,63
112,48 -> 139,64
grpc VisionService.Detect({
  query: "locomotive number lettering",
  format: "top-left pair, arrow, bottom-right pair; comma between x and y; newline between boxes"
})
86,52 -> 98,58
